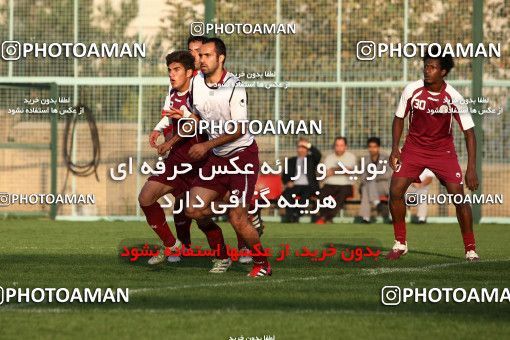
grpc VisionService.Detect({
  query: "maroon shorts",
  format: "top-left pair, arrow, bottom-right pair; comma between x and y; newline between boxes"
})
393,146 -> 463,185
148,156 -> 206,197
191,141 -> 260,204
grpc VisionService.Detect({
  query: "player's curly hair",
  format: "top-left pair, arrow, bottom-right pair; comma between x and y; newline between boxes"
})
165,50 -> 195,71
423,45 -> 454,76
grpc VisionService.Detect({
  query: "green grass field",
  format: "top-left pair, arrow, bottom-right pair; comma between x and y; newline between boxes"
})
0,219 -> 509,339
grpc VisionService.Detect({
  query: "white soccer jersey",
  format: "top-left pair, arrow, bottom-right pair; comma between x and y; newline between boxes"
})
190,71 -> 254,157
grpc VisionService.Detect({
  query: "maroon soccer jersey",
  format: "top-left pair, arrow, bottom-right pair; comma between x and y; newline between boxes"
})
395,80 -> 474,154
160,88 -> 208,162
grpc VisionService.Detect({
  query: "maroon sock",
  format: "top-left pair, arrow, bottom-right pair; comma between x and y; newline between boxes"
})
174,211 -> 192,247
197,220 -> 228,259
236,231 -> 247,249
462,232 -> 476,252
251,242 -> 269,266
393,220 -> 406,244
140,202 -> 176,247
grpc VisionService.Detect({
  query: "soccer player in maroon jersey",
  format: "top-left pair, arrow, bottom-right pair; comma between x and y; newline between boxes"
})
144,36 -> 206,253
386,47 -> 480,261
139,51 -> 231,272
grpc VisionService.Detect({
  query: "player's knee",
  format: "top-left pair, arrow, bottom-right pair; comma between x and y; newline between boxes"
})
229,212 -> 249,231
228,213 -> 243,228
185,206 -> 203,220
389,187 -> 404,201
185,206 -> 196,219
138,191 -> 152,207
454,202 -> 470,211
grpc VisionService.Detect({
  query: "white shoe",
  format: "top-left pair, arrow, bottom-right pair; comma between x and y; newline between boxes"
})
209,258 -> 232,273
465,250 -> 480,262
386,240 -> 408,260
238,247 -> 253,264
148,239 -> 182,265
167,255 -> 182,263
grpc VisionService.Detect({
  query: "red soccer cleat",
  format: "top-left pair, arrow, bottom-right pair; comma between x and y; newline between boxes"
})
247,263 -> 272,277
315,218 -> 326,225
385,240 -> 408,260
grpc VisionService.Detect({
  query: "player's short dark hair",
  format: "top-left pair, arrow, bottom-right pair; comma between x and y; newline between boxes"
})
334,136 -> 348,145
423,45 -> 454,76
187,35 -> 208,46
367,137 -> 381,146
203,37 -> 227,62
165,50 -> 195,70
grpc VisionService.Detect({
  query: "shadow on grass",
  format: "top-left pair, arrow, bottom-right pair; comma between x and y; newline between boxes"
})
0,253 -> 509,321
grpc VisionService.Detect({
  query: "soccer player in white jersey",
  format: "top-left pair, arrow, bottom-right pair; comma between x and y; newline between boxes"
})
183,37 -> 271,277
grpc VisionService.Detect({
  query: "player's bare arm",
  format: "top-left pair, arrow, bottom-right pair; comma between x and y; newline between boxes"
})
151,114 -> 172,149
390,116 -> 405,170
163,107 -> 188,119
149,130 -> 161,148
157,135 -> 178,155
156,112 -> 200,155
150,116 -> 169,148
463,127 -> 479,191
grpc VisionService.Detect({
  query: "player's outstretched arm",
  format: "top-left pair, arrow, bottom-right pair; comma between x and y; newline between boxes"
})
149,130 -> 161,148
390,116 -> 405,171
463,128 -> 479,191
157,132 -> 180,156
157,112 -> 200,155
150,116 -> 171,148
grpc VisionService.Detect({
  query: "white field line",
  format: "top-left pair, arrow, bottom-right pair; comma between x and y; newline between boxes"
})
129,258 -> 510,294
0,307 -> 392,316
1,258 -> 508,314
